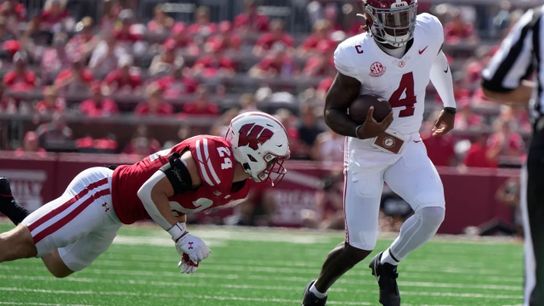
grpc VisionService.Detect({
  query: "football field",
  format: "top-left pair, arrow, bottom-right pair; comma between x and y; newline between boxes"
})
0,221 -> 524,305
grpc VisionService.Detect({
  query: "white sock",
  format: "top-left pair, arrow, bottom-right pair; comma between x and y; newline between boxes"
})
380,249 -> 400,266
310,283 -> 327,298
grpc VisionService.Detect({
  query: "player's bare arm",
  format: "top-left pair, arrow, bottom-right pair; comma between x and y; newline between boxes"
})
430,50 -> 456,136
138,151 -> 210,270
324,72 -> 393,139
482,80 -> 535,105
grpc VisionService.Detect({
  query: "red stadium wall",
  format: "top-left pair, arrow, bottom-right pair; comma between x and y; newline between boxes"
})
0,151 -> 519,234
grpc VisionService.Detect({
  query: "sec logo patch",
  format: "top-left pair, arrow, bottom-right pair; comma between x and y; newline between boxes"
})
369,61 -> 386,77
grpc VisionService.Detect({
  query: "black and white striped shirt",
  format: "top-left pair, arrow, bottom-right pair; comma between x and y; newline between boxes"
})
482,6 -> 543,121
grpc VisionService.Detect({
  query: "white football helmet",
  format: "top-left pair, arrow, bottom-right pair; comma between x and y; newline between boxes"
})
226,111 -> 290,185
363,0 -> 418,48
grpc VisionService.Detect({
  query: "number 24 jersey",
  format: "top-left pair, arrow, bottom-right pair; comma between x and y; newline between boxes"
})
111,135 -> 251,224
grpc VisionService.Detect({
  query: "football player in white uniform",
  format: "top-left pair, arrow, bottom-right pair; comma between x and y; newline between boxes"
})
302,1 -> 456,305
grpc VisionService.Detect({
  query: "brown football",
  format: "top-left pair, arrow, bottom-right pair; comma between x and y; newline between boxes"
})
348,95 -> 392,124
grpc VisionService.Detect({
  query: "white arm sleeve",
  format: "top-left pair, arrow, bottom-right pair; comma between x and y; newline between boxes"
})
430,51 -> 456,109
137,171 -> 173,230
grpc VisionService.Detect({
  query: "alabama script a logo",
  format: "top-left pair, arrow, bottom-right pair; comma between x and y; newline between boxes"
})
238,124 -> 273,149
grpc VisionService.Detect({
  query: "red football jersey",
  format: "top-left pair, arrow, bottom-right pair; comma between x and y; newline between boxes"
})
111,135 -> 251,224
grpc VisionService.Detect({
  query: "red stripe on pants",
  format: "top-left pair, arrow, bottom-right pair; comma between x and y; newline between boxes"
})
27,177 -> 108,232
33,188 -> 111,244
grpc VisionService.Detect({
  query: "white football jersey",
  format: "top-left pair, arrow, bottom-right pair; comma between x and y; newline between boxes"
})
334,13 -> 444,135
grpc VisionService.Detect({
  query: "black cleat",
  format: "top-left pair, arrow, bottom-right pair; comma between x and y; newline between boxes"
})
0,177 -> 13,200
301,280 -> 327,306
369,252 -> 400,306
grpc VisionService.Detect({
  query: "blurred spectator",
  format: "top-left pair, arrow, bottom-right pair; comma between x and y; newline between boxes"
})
163,122 -> 192,149
15,131 -> 47,156
487,119 -> 525,167
99,0 -> 122,33
454,100 -> 484,131
316,75 -> 334,100
187,6 -> 217,43
75,134 -> 118,153
79,84 -> 119,117
295,104 -> 324,160
444,8 -> 478,45
0,0 -> 25,32
148,40 -> 184,77
0,83 -> 17,113
164,22 -> 199,56
253,19 -> 294,56
54,59 -> 93,96
463,134 -> 497,168
89,34 -> 123,78
301,43 -> 334,77
146,4 -> 174,37
122,124 -> 161,156
39,32 -> 71,82
249,45 -> 296,78
179,85 -> 219,117
235,183 -> 276,226
37,0 -> 74,34
298,20 -> 335,56
65,17 -> 99,64
134,84 -> 173,116
104,55 -> 143,93
422,111 -> 456,166
209,107 -> 240,136
3,51 -> 37,92
274,108 -> 302,155
307,1 -> 341,30
234,0 -> 269,33
239,93 -> 258,113
112,9 -> 144,55
34,86 -> 65,116
494,177 -> 522,236
204,21 -> 242,53
312,127 -> 344,164
0,16 -> 15,43
192,49 -> 236,78
155,65 -> 199,99
301,170 -> 344,229
36,112 -> 74,152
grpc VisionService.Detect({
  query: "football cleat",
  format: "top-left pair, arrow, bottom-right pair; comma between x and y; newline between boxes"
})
0,177 -> 13,200
369,252 -> 401,306
301,280 -> 327,306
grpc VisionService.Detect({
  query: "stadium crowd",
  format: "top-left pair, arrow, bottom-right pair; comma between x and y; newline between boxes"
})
0,0 -> 531,169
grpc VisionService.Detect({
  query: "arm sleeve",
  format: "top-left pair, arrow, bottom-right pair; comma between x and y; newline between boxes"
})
482,9 -> 538,92
137,171 -> 173,230
333,42 -> 357,78
430,51 -> 456,108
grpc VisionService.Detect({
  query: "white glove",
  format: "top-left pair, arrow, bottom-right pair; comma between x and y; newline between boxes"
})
168,222 -> 210,263
178,253 -> 199,274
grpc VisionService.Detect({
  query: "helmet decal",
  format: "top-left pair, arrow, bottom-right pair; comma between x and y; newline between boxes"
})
238,123 -> 274,150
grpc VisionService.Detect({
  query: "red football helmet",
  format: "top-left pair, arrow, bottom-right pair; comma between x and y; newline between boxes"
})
363,0 -> 418,47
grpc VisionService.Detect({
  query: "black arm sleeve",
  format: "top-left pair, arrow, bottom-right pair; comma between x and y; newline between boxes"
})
159,152 -> 194,194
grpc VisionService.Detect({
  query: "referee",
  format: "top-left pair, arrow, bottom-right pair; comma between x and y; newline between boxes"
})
482,6 -> 544,306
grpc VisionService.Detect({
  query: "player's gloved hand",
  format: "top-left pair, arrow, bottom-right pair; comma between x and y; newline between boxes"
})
168,222 -> 210,262
356,107 -> 394,139
178,253 -> 199,274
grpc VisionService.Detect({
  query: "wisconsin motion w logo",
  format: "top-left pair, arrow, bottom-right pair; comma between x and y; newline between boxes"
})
238,124 -> 273,149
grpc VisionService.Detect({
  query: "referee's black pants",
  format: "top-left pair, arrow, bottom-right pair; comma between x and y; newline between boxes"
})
526,144 -> 544,306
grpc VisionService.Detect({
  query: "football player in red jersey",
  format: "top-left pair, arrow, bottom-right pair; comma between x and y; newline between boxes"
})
302,0 -> 456,305
0,111 -> 290,277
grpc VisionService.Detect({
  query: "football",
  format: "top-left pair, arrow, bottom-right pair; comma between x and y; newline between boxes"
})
348,95 -> 392,124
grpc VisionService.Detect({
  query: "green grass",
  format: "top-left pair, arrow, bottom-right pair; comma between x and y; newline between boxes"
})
0,221 -> 524,305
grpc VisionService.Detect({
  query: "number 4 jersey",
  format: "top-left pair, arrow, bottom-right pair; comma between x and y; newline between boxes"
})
334,13 -> 444,135
111,135 -> 251,224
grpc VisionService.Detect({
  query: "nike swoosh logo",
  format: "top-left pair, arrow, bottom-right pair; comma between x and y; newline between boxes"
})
444,66 -> 449,73
413,140 -> 422,143
418,46 -> 428,54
